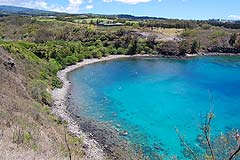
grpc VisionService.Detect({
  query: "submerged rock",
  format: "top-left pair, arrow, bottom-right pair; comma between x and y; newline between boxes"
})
112,112 -> 117,117
116,124 -> 121,128
71,115 -> 138,159
119,130 -> 128,136
154,145 -> 164,151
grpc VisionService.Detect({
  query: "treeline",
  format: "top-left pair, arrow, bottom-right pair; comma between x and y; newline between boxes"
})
57,15 -> 206,29
0,16 -> 239,63
208,20 -> 240,29
57,14 -> 240,30
0,16 -> 199,57
134,19 -> 204,29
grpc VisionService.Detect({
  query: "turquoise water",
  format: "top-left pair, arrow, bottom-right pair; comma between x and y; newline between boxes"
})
68,56 -> 240,158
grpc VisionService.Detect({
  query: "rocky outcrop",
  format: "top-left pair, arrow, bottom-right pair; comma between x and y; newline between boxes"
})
3,58 -> 15,71
207,46 -> 240,54
0,47 -> 16,72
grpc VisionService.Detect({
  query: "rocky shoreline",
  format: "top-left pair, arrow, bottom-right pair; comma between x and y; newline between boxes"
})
186,52 -> 240,57
51,55 -> 143,160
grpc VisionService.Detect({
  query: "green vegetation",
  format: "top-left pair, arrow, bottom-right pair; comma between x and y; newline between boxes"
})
209,30 -> 227,39
0,14 -> 240,159
229,33 -> 237,46
0,43 -> 85,159
28,79 -> 53,106
0,18 -> 86,159
191,40 -> 201,53
0,15 -> 239,58
181,29 -> 198,37
178,40 -> 190,53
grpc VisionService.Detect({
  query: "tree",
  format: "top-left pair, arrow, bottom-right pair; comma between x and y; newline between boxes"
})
191,40 -> 200,53
49,59 -> 62,74
99,47 -> 109,56
159,41 -> 179,55
127,37 -> 138,55
92,49 -> 102,58
179,40 -> 190,54
147,34 -> 157,49
137,38 -> 148,54
63,55 -> 78,66
96,19 -> 99,25
34,29 -> 54,43
117,47 -> 127,55
229,33 -> 237,47
28,79 -> 52,106
235,39 -> 240,49
132,23 -> 140,28
201,112 -> 215,160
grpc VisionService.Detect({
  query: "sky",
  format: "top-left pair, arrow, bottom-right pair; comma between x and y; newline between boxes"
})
0,0 -> 240,20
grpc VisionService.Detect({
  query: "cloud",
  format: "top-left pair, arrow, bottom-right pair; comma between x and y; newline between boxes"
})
66,0 -> 83,13
0,0 -> 31,7
103,0 -> 151,4
0,0 -> 27,6
86,4 -> 93,9
23,0 -> 49,10
103,0 -> 112,2
228,15 -> 240,19
0,0 -> 89,13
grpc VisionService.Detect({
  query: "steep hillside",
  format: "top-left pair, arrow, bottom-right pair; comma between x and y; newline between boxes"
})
0,46 -> 84,159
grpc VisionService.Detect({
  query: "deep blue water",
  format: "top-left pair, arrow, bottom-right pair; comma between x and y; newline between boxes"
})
68,56 -> 240,158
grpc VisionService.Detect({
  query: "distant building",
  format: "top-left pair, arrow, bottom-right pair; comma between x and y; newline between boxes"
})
98,22 -> 124,27
39,16 -> 57,19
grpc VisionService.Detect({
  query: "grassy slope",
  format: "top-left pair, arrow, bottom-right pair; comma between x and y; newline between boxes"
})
180,26 -> 240,50
0,45 -> 84,159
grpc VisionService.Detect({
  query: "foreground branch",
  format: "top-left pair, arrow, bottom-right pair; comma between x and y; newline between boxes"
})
229,132 -> 240,160
175,128 -> 199,160
64,127 -> 72,160
202,112 -> 215,160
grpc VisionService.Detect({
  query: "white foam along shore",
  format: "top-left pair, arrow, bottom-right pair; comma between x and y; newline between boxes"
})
186,52 -> 240,57
51,55 -> 138,160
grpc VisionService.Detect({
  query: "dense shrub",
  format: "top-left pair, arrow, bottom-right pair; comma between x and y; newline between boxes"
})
48,59 -> 62,74
235,39 -> 240,49
51,76 -> 63,89
179,40 -> 190,53
229,33 -> 237,46
159,41 -> 179,55
191,40 -> 201,53
92,49 -> 102,58
28,79 -> 53,106
62,55 -> 78,66
76,54 -> 84,61
181,29 -> 198,37
210,30 -> 227,39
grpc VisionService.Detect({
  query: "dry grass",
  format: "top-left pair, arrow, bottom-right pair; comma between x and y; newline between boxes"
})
0,47 -> 84,160
151,28 -> 184,36
141,27 -> 184,37
180,27 -> 240,50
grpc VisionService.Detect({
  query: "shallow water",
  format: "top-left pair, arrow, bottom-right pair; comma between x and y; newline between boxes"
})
68,56 -> 240,158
